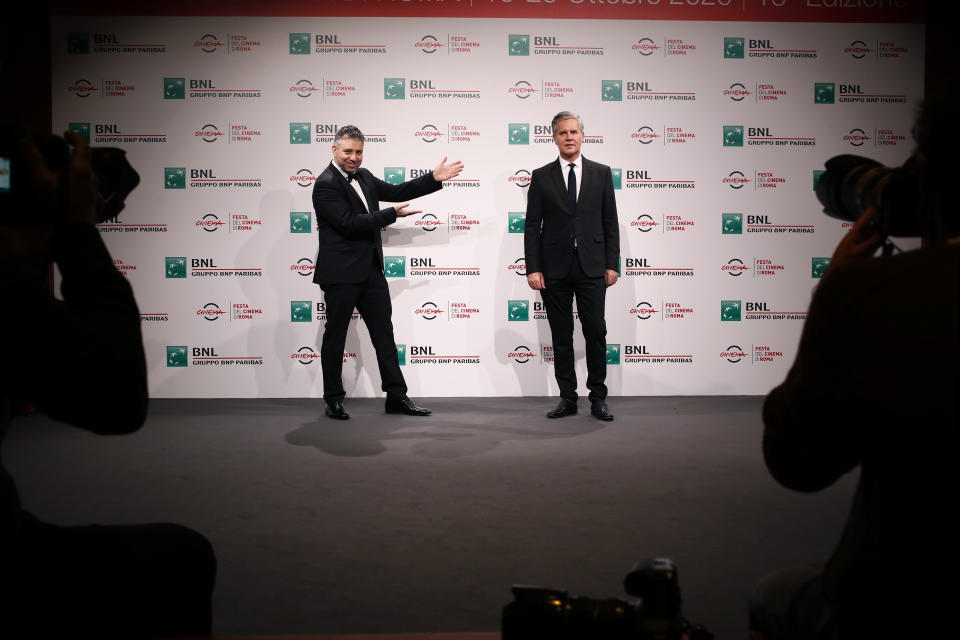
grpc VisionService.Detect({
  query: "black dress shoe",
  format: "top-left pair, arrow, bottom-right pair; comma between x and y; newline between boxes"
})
385,396 -> 432,416
547,399 -> 578,419
324,402 -> 349,420
590,402 -> 614,421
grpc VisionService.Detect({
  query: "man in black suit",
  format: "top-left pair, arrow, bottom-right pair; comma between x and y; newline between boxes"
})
312,125 -> 463,419
524,111 -> 620,421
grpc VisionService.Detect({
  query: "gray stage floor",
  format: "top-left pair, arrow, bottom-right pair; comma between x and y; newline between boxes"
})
4,396 -> 856,638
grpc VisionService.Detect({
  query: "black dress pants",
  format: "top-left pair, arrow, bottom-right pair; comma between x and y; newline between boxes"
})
319,267 -> 407,403
541,253 -> 608,402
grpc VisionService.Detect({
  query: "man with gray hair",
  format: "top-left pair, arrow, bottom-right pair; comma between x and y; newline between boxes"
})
312,125 -> 463,419
525,111 -> 620,420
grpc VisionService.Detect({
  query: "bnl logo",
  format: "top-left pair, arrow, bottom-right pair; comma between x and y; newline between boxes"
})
813,170 -> 825,190
165,257 -> 187,278
290,123 -> 311,144
396,344 -> 406,366
69,122 -> 90,143
814,83 -> 835,104
164,168 -> 186,189
602,80 -> 622,102
289,33 -> 310,54
166,346 -> 188,367
724,37 -> 744,59
508,300 -> 529,321
68,32 -> 90,54
163,77 -> 185,99
384,78 -> 405,100
723,125 -> 744,147
384,167 -> 406,185
384,256 -> 406,278
290,212 -> 311,233
508,212 -> 526,234
606,344 -> 621,365
720,300 -> 741,322
611,168 -> 622,190
722,213 -> 743,235
509,34 -> 529,56
812,258 -> 831,279
290,301 -> 312,322
509,123 -> 529,145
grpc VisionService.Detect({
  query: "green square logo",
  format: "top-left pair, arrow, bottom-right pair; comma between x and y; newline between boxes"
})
166,346 -> 188,367
722,213 -> 743,235
814,82 -> 835,104
724,37 -> 744,59
813,170 -> 825,189
163,77 -> 185,100
396,344 -> 406,366
68,32 -> 90,54
383,167 -> 406,185
812,257 -> 831,279
723,125 -> 744,147
508,123 -> 529,145
69,122 -> 90,143
164,168 -> 186,189
611,168 -> 622,190
165,257 -> 187,278
508,300 -> 529,322
384,78 -> 405,100
289,33 -> 310,55
509,34 -> 529,56
721,300 -> 741,322
606,344 -> 621,365
508,212 -> 526,234
601,80 -> 622,102
384,256 -> 406,278
289,211 -> 311,233
290,300 -> 312,322
289,122 -> 311,144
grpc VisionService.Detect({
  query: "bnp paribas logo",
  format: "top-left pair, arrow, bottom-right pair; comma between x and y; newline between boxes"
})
166,346 -> 188,367
68,32 -> 90,54
289,122 -> 311,144
509,34 -> 529,56
722,213 -> 743,235
396,344 -> 406,366
290,300 -> 312,322
606,344 -> 621,365
163,77 -> 185,100
164,168 -> 186,189
721,300 -> 741,322
508,212 -> 526,234
814,82 -> 835,104
165,257 -> 187,278
508,123 -> 529,145
813,170 -> 825,190
384,78 -> 405,100
508,300 -> 529,322
384,167 -> 406,185
289,33 -> 310,55
611,168 -> 622,190
601,80 -> 622,102
69,122 -> 90,143
812,257 -> 831,278
290,211 -> 311,233
724,37 -> 745,59
384,256 -> 406,278
723,125 -> 744,147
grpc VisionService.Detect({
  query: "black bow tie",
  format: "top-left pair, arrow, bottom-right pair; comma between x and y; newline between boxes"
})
346,172 -> 358,183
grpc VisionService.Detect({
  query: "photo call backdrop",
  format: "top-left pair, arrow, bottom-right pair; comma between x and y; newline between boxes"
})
50,1 -> 925,398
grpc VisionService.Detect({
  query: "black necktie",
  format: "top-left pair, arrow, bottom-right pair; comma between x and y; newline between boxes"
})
567,163 -> 577,208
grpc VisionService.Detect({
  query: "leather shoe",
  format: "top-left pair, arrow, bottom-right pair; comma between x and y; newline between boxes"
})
590,402 -> 614,421
324,402 -> 349,420
547,399 -> 578,419
385,396 -> 432,416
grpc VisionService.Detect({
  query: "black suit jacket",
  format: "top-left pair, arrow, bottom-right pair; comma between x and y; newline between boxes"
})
524,157 -> 619,279
312,162 -> 442,285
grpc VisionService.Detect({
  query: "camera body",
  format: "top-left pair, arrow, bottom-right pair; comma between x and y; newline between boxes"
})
502,559 -> 712,640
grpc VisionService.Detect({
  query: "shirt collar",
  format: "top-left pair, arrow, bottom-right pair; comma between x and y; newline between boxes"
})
558,156 -> 582,171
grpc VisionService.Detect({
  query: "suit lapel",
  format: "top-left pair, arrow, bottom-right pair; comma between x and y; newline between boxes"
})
549,161 -> 573,215
333,163 -> 371,214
